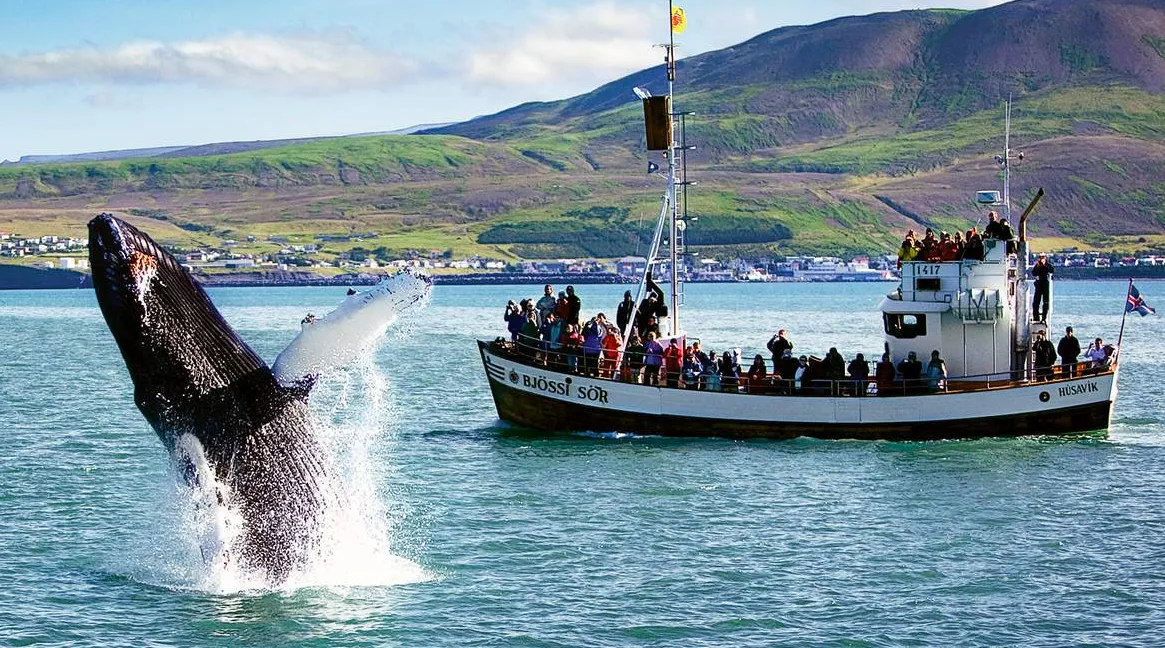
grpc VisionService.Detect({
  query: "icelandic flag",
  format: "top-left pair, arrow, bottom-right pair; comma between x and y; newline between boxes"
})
1127,284 -> 1156,316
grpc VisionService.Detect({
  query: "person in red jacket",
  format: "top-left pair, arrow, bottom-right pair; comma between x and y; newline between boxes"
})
661,338 -> 684,388
600,330 -> 622,379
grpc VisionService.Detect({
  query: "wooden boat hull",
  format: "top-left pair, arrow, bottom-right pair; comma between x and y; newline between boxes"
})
478,341 -> 1117,441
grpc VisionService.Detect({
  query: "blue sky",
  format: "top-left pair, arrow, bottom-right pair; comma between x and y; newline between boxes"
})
0,0 -> 1007,162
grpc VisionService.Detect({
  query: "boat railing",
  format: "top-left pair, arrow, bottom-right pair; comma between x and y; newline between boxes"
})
485,337 -> 1115,398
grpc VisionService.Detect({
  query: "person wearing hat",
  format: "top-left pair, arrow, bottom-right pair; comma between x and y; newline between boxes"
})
1032,254 -> 1054,323
1057,326 -> 1081,378
1032,329 -> 1057,381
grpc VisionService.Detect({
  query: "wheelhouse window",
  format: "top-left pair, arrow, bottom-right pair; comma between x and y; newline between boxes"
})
884,313 -> 927,339
915,277 -> 941,291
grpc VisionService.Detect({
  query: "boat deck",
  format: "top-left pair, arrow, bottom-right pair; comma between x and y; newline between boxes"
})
482,338 -> 1116,398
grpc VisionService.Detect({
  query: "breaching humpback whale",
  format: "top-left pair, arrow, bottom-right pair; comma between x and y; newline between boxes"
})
87,213 -> 431,583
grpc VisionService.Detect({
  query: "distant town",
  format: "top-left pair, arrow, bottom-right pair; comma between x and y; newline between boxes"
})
2,229 -> 1163,283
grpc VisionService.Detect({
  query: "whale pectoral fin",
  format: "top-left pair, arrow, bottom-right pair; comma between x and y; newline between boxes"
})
272,272 -> 431,387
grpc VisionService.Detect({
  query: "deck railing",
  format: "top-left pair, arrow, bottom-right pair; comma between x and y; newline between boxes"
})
486,337 -> 1115,398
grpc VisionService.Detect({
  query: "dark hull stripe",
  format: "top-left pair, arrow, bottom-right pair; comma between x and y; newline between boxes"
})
482,364 -> 1114,442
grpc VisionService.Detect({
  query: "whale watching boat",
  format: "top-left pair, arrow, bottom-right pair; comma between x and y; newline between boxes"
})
476,5 -> 1122,441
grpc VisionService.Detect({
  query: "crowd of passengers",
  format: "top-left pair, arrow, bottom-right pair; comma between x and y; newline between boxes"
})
897,211 -> 1016,267
501,277 -> 1113,396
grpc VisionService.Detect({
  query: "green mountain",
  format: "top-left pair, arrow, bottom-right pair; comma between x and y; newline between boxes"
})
3,0 -> 1165,259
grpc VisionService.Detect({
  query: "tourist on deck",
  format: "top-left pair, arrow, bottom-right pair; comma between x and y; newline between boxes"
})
662,338 -> 684,388
541,312 -> 564,369
625,334 -> 645,384
953,231 -> 966,261
998,218 -> 1017,254
682,347 -> 701,389
875,353 -> 896,395
702,351 -> 721,392
581,316 -> 604,377
746,354 -> 769,395
1033,330 -> 1056,381
984,211 -> 1003,239
553,291 -> 570,322
561,323 -> 583,373
848,353 -> 870,394
519,311 -> 540,359
938,232 -> 959,261
897,237 -> 919,268
636,276 -> 668,335
926,350 -> 948,391
719,350 -> 740,393
767,329 -> 793,368
565,286 -> 582,326
1086,337 -> 1109,371
536,284 -> 557,322
1032,254 -> 1054,323
794,355 -> 809,393
616,290 -> 636,336
505,300 -> 524,343
1058,326 -> 1081,378
823,347 -> 846,395
691,340 -> 708,366
897,351 -> 923,393
919,229 -> 940,262
641,315 -> 661,340
600,329 -> 622,379
642,332 -> 664,386
964,228 -> 985,261
778,349 -> 799,394
522,299 -> 541,329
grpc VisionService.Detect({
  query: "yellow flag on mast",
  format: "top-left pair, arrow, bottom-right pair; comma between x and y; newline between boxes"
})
671,6 -> 687,33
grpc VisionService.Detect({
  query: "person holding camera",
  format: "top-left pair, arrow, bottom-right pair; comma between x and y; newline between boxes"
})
504,300 -> 524,343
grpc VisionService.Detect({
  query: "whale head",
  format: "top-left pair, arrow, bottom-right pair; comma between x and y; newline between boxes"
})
88,213 -> 269,448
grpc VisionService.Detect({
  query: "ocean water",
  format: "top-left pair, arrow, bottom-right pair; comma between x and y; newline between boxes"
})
2,280 -> 1164,647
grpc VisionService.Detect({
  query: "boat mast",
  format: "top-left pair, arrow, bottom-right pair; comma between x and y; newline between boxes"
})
1003,97 -> 1012,224
665,0 -> 681,337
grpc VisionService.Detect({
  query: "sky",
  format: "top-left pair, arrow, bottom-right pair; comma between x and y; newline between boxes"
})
0,0 -> 1008,162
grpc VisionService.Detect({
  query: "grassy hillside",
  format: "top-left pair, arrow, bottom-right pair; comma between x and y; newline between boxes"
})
3,0 -> 1165,260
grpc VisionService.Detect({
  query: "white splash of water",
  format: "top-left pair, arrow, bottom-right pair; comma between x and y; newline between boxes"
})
149,357 -> 430,595
277,359 -> 430,591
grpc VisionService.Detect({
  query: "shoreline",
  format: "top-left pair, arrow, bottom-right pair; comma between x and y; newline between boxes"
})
4,264 -> 1165,290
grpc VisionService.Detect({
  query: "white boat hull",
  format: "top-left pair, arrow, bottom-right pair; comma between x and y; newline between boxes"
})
478,341 -> 1117,441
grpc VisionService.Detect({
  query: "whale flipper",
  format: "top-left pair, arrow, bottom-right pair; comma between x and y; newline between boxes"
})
272,269 -> 431,387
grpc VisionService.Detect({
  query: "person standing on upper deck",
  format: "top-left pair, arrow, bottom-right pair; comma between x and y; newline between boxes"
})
984,211 -> 1004,239
1031,254 -> 1054,323
897,237 -> 919,269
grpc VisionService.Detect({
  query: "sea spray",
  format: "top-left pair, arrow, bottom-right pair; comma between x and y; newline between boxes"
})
130,357 -> 429,594
280,358 -> 429,590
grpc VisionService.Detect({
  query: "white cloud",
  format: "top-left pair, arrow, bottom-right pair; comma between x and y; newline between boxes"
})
465,3 -> 660,87
0,32 -> 422,94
